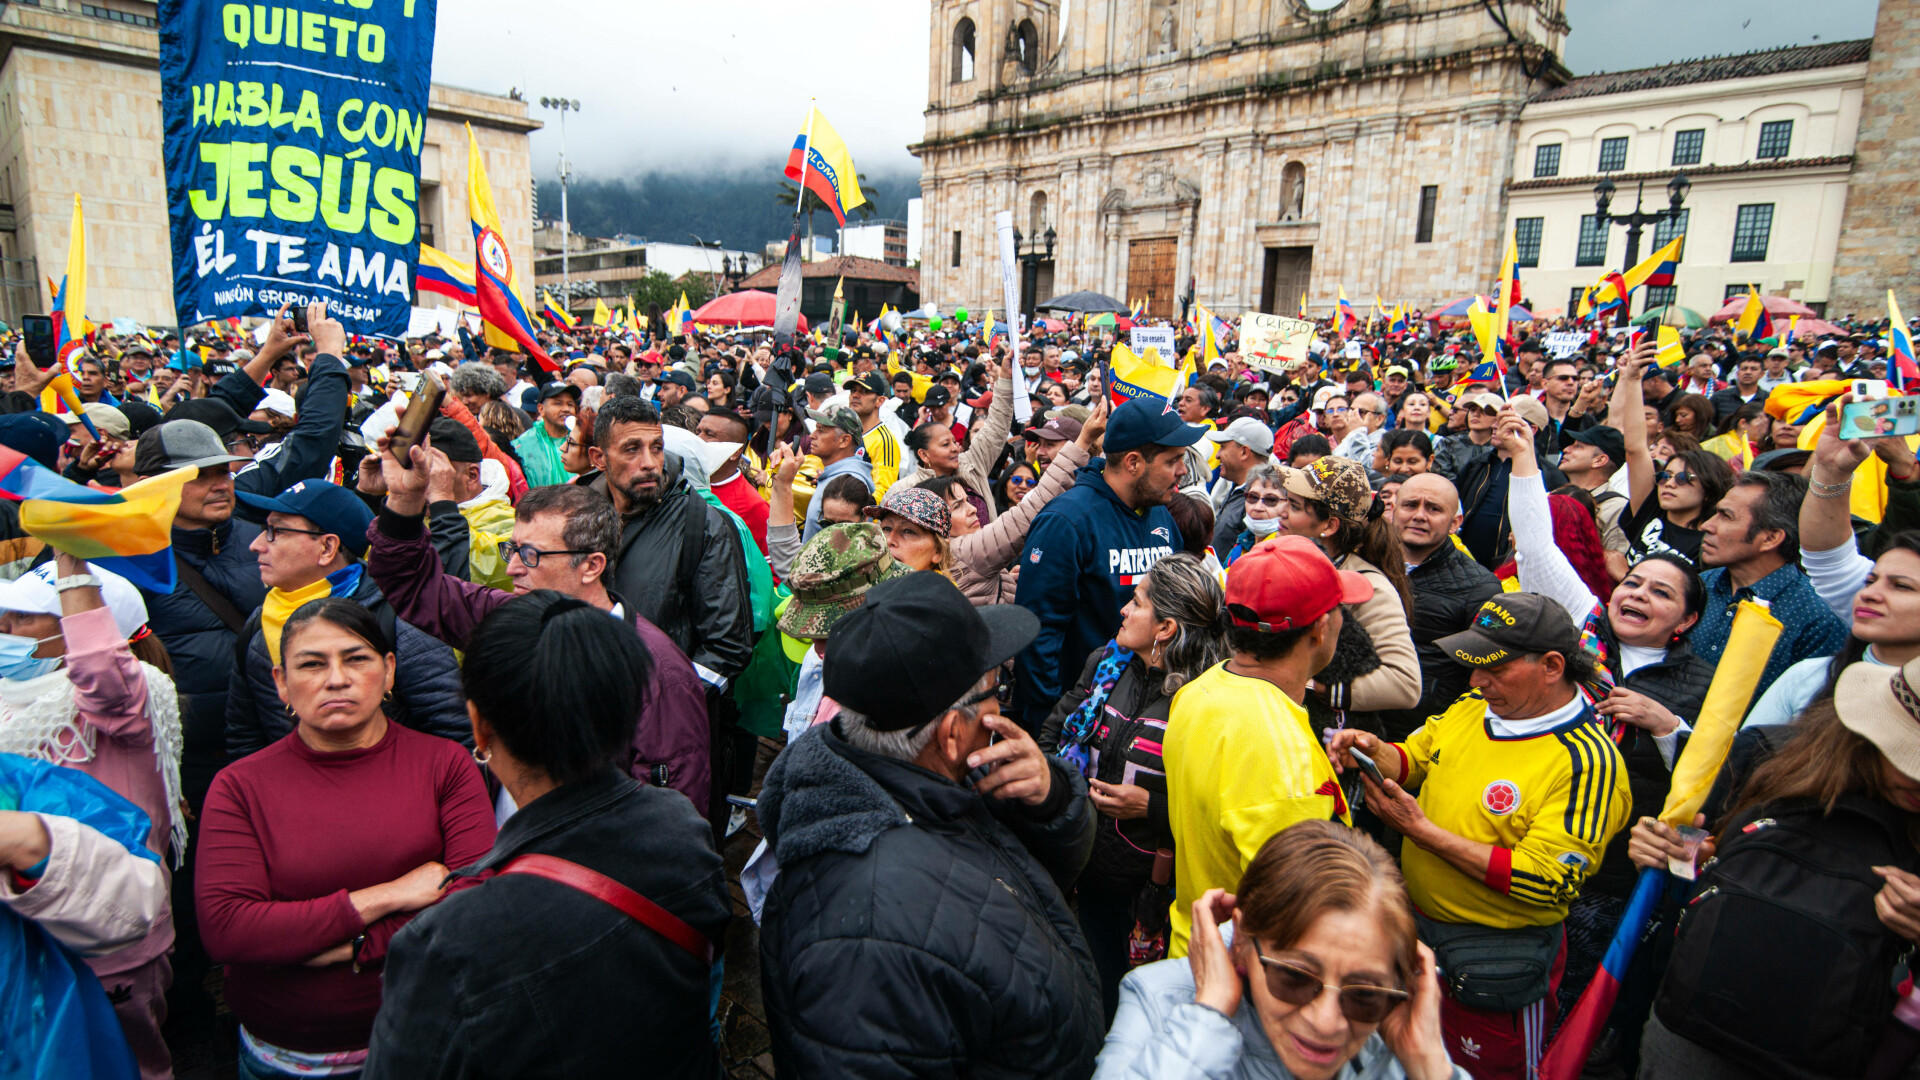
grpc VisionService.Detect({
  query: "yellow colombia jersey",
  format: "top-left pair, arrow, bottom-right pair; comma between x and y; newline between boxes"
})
862,422 -> 902,500
1385,691 -> 1630,929
1164,662 -> 1351,958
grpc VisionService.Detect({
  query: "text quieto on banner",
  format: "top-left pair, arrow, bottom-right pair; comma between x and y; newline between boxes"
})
159,0 -> 439,336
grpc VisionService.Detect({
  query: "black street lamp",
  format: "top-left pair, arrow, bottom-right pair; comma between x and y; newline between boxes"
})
1595,172 -> 1690,271
1012,225 -> 1056,319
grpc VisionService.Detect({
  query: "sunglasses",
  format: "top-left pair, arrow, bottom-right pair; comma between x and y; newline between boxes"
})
1253,940 -> 1409,1024
1656,469 -> 1697,486
1246,492 -> 1286,509
1006,474 -> 1037,488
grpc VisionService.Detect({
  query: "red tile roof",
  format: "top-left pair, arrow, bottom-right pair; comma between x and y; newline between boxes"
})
1531,39 -> 1872,104
738,255 -> 919,290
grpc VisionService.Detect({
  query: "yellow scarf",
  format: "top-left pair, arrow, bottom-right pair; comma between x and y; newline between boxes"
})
262,577 -> 335,666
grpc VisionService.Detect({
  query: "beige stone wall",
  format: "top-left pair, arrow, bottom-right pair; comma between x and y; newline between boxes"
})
914,0 -> 1567,318
1832,0 -> 1920,317
0,1 -> 536,326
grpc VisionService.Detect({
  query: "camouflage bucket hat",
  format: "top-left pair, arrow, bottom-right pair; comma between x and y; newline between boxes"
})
1282,455 -> 1374,526
777,523 -> 912,641
806,405 -> 863,439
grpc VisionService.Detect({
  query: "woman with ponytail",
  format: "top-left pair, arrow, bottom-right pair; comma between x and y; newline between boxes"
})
366,590 -> 730,1079
1041,554 -> 1229,1023
1276,456 -> 1421,728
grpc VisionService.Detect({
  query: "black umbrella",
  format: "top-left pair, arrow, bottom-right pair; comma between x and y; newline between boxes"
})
1037,290 -> 1128,314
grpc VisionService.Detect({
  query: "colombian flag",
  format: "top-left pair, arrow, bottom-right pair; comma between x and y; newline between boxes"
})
1,451 -> 197,593
1388,304 -> 1408,336
1734,284 -> 1774,343
784,107 -> 867,226
1336,288 -> 1357,334
540,291 -> 578,329
416,244 -> 478,307
42,196 -> 98,438
1107,344 -> 1193,407
1890,291 -> 1918,391
466,124 -> 558,374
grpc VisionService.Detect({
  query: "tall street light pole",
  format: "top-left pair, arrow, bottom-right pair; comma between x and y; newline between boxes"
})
539,97 -> 581,308
1594,172 -> 1691,279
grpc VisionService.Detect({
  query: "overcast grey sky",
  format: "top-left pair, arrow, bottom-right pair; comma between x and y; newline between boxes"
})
430,0 -> 1882,181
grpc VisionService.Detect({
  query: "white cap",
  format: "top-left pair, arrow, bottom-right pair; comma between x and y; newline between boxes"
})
1206,415 -> 1275,456
257,388 -> 297,418
0,561 -> 148,640
1311,385 -> 1343,410
424,349 -> 445,360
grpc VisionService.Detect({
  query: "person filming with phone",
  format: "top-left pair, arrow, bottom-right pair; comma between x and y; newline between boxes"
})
1326,594 -> 1631,1080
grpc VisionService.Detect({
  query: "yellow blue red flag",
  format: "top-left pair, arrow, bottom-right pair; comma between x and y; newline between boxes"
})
14,461 -> 196,592
466,124 -> 558,374
416,244 -> 478,307
784,107 -> 867,226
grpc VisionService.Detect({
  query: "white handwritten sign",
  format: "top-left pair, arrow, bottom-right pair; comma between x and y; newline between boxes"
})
1129,326 -> 1175,358
1239,312 -> 1318,374
1544,331 -> 1587,359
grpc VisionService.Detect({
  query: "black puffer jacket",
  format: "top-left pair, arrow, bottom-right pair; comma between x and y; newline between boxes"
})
365,768 -> 730,1080
143,354 -> 349,807
590,455 -> 754,681
225,571 -> 470,758
1585,629 -> 1716,899
758,721 -> 1103,1080
1039,649 -> 1172,895
1381,540 -> 1504,741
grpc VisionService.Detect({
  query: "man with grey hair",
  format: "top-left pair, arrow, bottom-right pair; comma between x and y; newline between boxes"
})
757,572 -> 1102,1079
1333,390 -> 1388,462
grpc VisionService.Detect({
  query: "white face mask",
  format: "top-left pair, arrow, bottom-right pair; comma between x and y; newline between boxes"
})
1245,514 -> 1282,537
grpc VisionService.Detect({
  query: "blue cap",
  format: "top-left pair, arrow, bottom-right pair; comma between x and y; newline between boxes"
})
236,479 -> 374,556
1104,396 -> 1207,456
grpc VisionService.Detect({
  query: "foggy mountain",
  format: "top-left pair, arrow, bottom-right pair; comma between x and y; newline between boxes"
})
536,163 -> 923,253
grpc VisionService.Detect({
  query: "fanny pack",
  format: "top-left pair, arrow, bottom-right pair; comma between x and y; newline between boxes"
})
1414,912 -> 1561,1013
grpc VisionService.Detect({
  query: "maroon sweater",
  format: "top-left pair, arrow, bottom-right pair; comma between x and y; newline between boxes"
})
196,721 -> 496,1053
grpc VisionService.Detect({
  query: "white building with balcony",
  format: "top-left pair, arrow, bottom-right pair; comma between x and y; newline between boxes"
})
1507,40 -> 1869,319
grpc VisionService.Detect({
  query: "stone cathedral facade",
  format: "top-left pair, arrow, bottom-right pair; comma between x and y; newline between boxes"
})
912,0 -> 1569,320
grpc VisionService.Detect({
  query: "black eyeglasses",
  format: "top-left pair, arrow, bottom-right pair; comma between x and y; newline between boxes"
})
497,540 -> 592,568
1252,939 -> 1409,1024
262,521 -> 326,543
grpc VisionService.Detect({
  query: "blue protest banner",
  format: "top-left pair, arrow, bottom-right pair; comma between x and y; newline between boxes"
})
158,0 -> 438,336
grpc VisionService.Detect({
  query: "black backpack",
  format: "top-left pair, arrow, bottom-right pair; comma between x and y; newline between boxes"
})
1655,795 -> 1920,1080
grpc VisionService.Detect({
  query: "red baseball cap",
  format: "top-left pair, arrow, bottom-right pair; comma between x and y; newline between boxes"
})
1224,535 -> 1373,631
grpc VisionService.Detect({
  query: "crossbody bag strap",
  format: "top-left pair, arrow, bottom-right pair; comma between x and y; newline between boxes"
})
175,554 -> 249,633
496,853 -> 714,966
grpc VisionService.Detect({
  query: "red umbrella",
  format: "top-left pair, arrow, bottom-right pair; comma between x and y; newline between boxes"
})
1708,294 -> 1817,325
1789,317 -> 1847,338
689,290 -> 809,332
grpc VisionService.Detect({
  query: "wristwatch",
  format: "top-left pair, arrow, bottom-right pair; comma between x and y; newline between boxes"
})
350,932 -> 368,973
53,574 -> 100,593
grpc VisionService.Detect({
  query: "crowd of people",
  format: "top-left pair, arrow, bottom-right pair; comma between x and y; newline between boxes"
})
3,294 -> 1920,1080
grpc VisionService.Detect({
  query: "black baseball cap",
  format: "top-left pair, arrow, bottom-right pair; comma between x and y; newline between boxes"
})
1566,425 -> 1625,467
656,370 -> 697,392
427,417 -> 483,464
803,372 -> 836,397
537,382 -> 582,403
164,397 -> 273,438
849,371 -> 889,396
1435,593 -> 1580,669
922,385 -> 953,409
824,573 -> 1038,732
